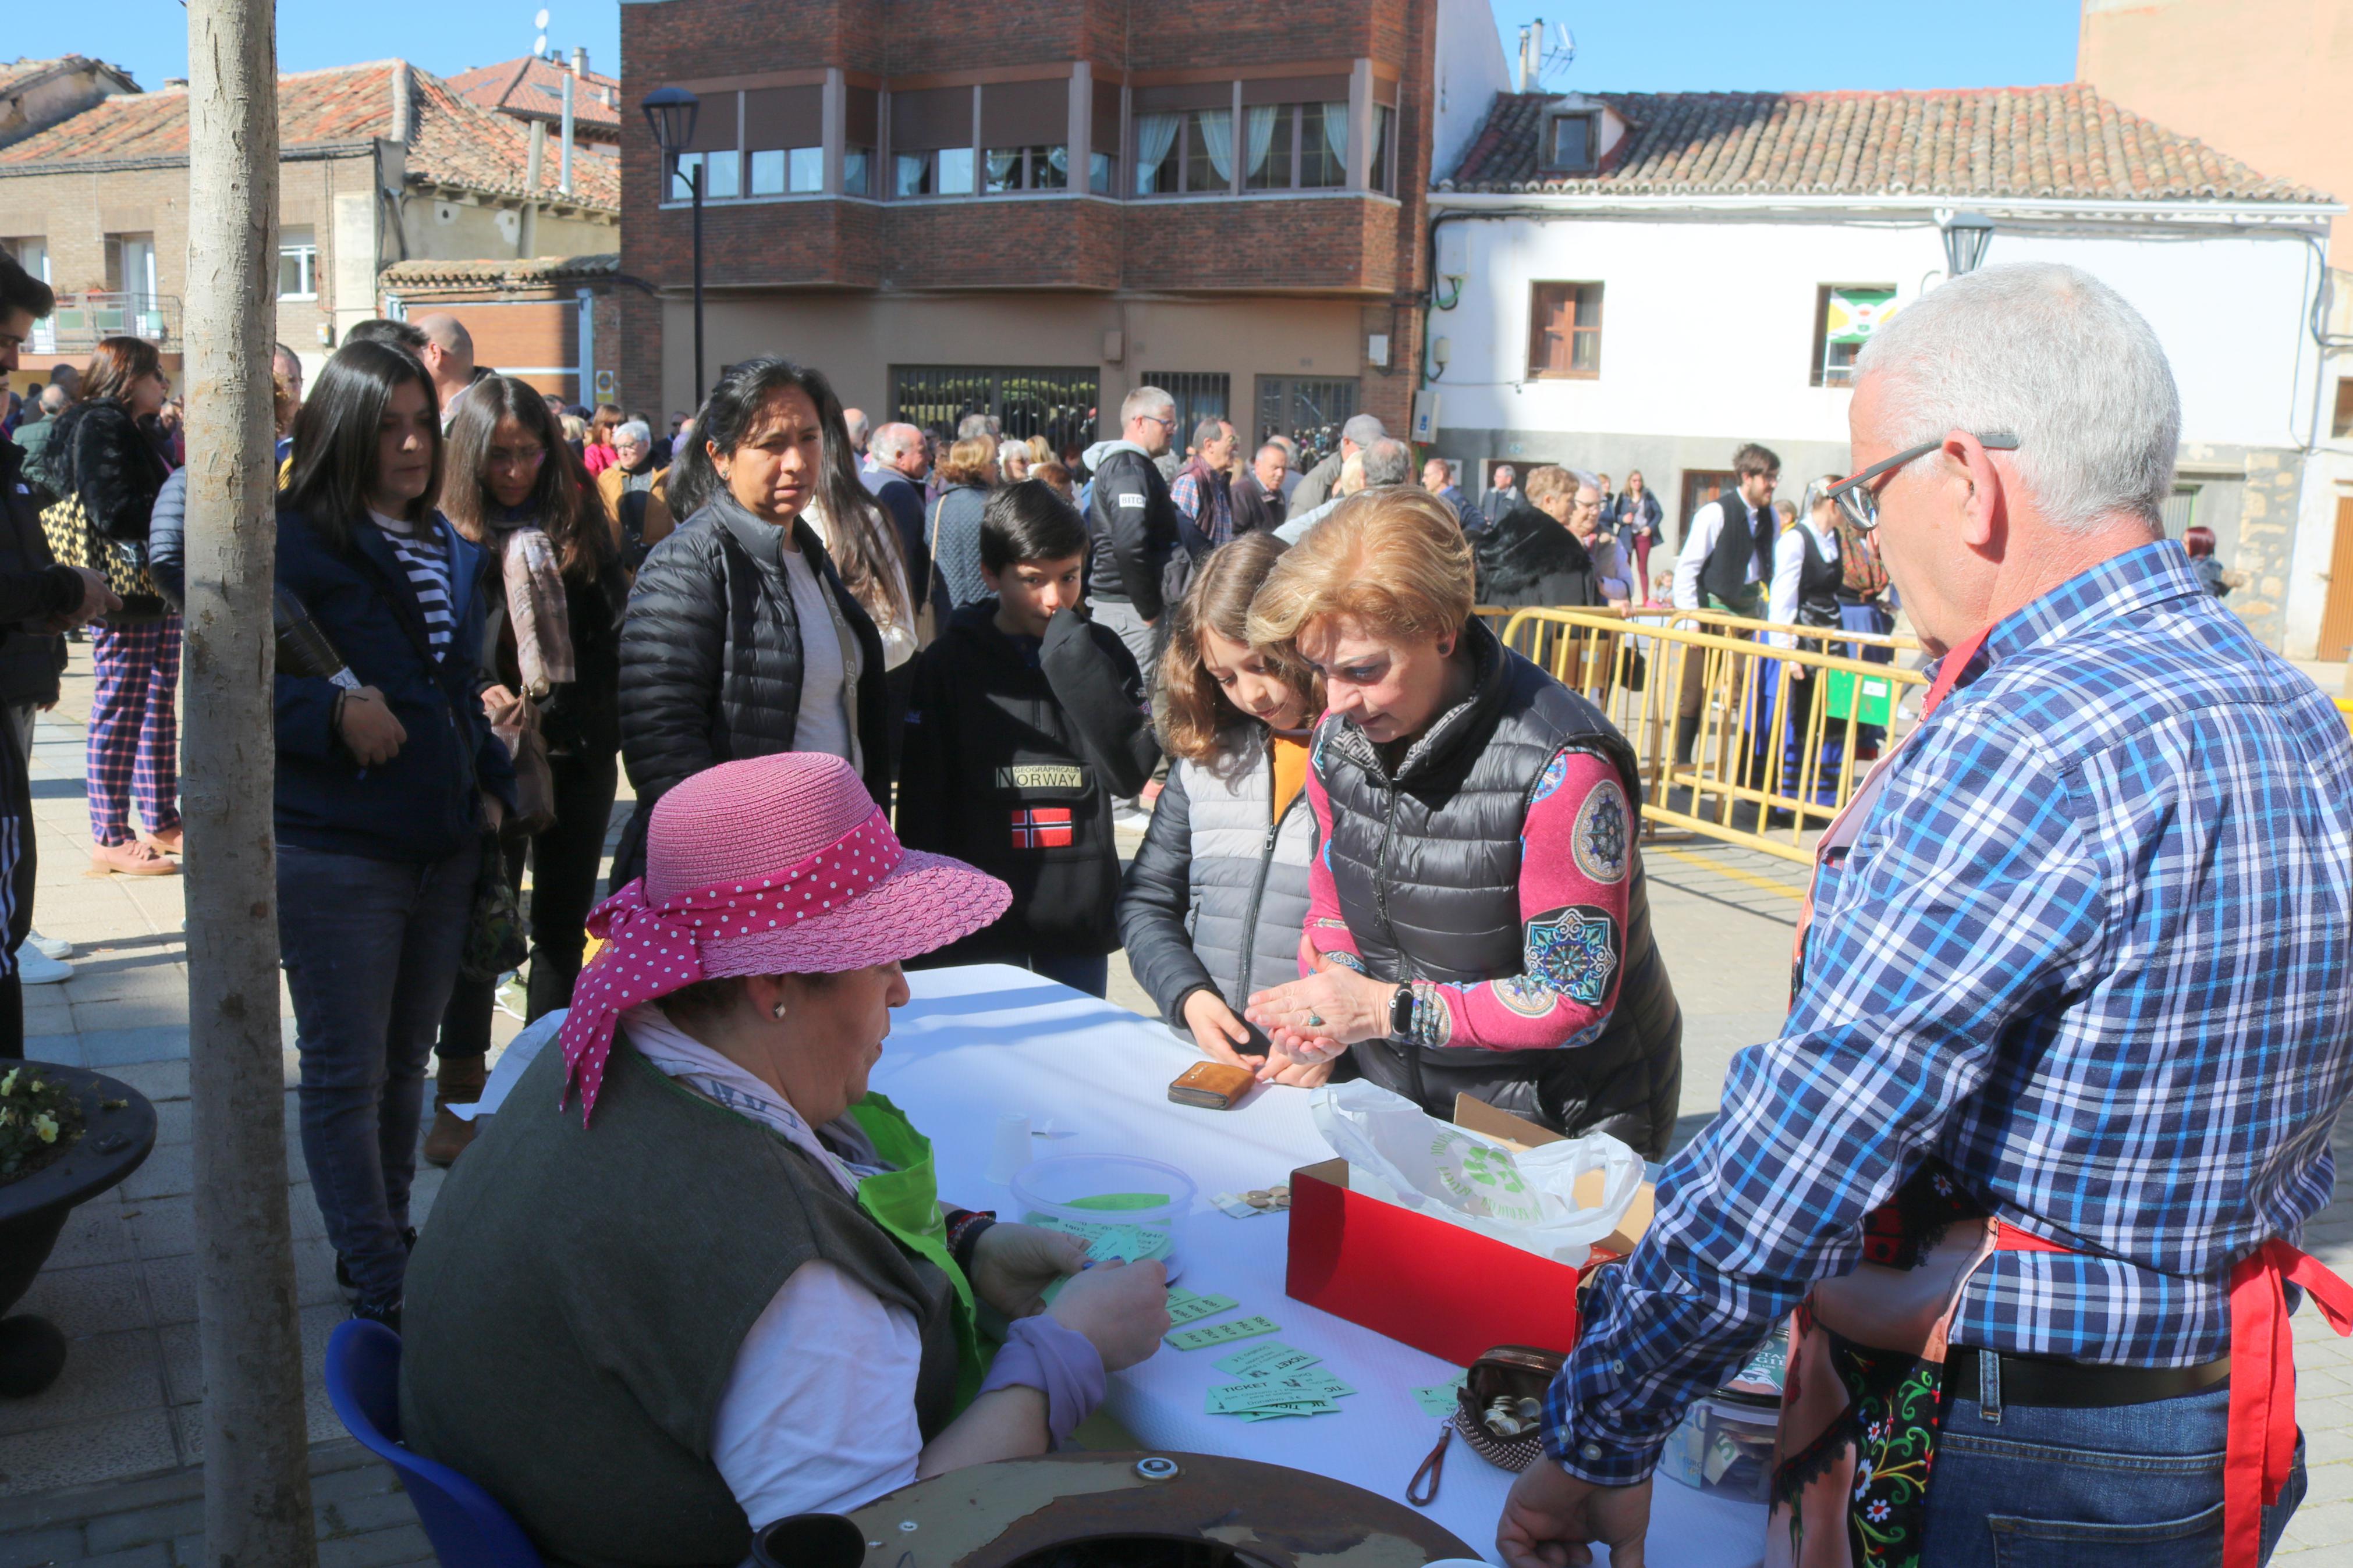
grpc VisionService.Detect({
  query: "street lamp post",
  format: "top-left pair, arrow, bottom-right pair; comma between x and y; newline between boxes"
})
640,87 -> 705,406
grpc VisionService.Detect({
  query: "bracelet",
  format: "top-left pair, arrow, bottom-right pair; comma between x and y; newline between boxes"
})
945,1208 -> 997,1278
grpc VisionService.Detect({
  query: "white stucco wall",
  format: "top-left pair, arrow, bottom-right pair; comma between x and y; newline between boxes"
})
1425,207 -> 2324,454
1431,0 -> 1511,186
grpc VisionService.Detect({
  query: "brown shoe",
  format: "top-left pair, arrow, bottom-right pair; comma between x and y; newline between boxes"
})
421,1106 -> 477,1167
433,1054 -> 489,1111
90,841 -> 178,877
141,826 -> 184,855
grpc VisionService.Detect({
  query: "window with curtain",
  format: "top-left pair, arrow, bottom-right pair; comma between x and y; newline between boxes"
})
1134,112 -> 1182,194
1371,104 -> 1395,194
986,145 -> 1070,192
1300,102 -> 1347,188
893,86 -> 976,198
1244,105 -> 1291,189
1184,109 -> 1233,194
844,147 -> 873,196
846,87 -> 879,198
1092,80 -> 1121,195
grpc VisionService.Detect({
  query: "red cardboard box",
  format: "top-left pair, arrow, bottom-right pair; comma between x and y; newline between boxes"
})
1286,1154 -> 1584,1368
1284,1096 -> 1656,1367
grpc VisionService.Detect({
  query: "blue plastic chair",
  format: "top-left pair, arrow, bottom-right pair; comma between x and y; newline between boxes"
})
323,1318 -> 546,1568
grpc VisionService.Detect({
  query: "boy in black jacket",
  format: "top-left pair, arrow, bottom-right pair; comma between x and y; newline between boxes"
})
899,480 -> 1159,996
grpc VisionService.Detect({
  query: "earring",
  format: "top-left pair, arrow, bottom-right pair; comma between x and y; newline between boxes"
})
771,1002 -> 788,1021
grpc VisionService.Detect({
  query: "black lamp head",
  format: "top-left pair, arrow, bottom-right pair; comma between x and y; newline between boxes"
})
640,87 -> 701,156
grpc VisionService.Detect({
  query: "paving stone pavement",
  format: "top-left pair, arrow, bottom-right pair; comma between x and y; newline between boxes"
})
3,646 -> 2350,1559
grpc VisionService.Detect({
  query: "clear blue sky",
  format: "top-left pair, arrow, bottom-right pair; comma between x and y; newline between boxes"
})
14,1 -> 2077,104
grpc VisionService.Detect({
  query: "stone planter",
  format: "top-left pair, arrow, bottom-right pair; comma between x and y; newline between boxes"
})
0,1063 -> 156,1396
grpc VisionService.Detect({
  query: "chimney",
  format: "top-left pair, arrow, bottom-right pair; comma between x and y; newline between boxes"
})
570,47 -> 587,79
389,61 -> 412,143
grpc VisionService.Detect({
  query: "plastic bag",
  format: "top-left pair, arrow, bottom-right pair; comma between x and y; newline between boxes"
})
1308,1081 -> 1646,1264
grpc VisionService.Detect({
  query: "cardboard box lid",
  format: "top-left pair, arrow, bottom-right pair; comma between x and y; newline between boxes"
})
1450,1093 -> 1655,1258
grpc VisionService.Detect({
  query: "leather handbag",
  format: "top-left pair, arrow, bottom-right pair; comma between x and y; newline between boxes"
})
458,830 -> 530,983
40,494 -> 165,617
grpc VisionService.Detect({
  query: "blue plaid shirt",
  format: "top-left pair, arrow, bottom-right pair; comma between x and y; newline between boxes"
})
1550,541 -> 2353,1485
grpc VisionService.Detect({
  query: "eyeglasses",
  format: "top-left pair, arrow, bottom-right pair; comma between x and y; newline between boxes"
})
1824,433 -> 2018,532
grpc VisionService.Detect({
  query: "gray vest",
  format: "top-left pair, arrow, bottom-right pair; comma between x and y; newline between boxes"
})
1700,494 -> 1771,607
1315,621 -> 1683,1155
1177,731 -> 1316,1053
398,1036 -> 960,1568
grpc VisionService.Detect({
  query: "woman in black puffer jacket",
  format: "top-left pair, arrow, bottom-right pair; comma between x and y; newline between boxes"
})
613,358 -> 890,890
52,336 -> 180,877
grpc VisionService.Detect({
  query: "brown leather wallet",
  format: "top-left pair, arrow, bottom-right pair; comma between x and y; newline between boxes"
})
1167,1060 -> 1257,1110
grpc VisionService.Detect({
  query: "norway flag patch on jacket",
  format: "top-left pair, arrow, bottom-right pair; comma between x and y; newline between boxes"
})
1010,807 -> 1074,849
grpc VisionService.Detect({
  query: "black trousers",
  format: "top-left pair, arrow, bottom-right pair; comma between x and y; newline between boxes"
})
437,747 -> 622,1060
0,697 -> 36,1061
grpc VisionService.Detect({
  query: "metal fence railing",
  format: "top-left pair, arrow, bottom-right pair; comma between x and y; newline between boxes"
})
1482,606 -> 1929,864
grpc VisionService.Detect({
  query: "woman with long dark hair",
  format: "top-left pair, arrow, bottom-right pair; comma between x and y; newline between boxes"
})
424,377 -> 628,1163
275,340 -> 516,1328
614,358 -> 890,887
49,336 -> 179,876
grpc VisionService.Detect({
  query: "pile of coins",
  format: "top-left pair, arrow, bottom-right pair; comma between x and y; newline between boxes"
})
1243,1184 -> 1291,1211
1482,1395 -> 1544,1438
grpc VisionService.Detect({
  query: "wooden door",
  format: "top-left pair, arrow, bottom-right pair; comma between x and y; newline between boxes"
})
2320,497 -> 2353,662
1679,470 -> 1737,547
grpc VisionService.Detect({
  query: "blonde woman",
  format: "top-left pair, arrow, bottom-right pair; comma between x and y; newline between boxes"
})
929,436 -> 996,610
1241,489 -> 1682,1153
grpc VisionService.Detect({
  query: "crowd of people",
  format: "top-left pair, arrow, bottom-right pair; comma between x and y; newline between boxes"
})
2,248 -> 2347,1568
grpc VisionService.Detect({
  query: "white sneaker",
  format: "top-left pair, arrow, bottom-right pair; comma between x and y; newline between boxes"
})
26,932 -> 69,961
16,947 -> 72,985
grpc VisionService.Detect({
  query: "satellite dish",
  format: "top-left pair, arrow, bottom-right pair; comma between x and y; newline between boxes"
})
534,8 -> 549,27
535,33 -> 548,53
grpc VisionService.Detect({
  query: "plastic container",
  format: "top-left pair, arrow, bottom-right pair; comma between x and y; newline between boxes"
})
1009,1154 -> 1197,1285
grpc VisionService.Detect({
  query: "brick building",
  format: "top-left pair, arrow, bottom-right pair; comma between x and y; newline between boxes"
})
617,0 -> 1464,453
0,59 -> 617,403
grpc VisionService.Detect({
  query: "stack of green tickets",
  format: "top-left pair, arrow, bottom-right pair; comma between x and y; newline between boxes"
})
1203,1342 -> 1355,1421
1024,1192 -> 1176,1265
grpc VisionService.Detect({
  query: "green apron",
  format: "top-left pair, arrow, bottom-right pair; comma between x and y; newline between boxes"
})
849,1091 -> 990,1410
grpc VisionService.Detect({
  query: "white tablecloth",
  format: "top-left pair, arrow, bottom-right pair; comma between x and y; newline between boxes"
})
873,964 -> 1768,1566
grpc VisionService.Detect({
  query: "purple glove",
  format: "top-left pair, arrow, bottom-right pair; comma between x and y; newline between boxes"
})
978,1312 -> 1106,1448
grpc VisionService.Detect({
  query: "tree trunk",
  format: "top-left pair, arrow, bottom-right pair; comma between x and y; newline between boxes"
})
183,2 -> 315,1565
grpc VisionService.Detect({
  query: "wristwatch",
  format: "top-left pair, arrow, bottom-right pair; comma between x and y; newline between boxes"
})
1388,983 -> 1415,1039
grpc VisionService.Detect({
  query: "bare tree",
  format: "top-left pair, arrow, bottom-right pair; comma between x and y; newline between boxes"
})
183,1 -> 316,1562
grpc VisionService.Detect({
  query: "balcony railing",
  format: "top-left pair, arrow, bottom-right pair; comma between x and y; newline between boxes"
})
28,293 -> 182,355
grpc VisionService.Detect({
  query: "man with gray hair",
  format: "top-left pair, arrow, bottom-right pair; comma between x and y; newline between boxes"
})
842,407 -> 870,456
1289,411 -> 1385,512
1275,434 -> 1412,543
1080,386 -> 1183,678
1500,264 -> 2353,1567
594,418 -> 674,570
860,421 -> 933,618
412,313 -> 477,429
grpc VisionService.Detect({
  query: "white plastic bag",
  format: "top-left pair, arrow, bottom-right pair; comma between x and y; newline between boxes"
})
1308,1081 -> 1645,1265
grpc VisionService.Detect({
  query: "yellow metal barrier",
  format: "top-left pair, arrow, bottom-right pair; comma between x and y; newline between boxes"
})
1490,606 -> 1929,865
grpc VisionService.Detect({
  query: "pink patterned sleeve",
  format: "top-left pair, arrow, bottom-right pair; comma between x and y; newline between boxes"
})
1300,761 -> 1364,973
1405,749 -> 1635,1052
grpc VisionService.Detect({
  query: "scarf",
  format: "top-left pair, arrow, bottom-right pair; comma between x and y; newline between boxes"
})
556,806 -> 902,1121
620,1003 -> 877,1198
497,519 -> 575,694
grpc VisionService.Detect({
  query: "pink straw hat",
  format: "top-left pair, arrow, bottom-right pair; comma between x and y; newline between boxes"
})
558,752 -> 1010,1118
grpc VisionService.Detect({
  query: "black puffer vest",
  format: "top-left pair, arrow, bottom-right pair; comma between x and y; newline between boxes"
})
1315,620 -> 1682,1155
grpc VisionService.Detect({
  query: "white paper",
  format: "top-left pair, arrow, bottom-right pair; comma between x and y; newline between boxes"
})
449,1009 -> 563,1120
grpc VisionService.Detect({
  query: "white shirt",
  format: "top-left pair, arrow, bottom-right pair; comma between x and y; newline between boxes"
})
1766,517 -> 1841,649
621,1005 -> 929,1526
779,541 -> 860,768
1671,495 -> 1772,610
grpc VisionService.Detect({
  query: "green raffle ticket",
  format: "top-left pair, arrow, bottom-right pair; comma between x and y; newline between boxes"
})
1164,1288 -> 1238,1326
1214,1342 -> 1321,1379
1167,1314 -> 1280,1351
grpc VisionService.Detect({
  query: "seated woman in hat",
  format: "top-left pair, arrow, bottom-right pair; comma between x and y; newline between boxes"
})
398,751 -> 1169,1562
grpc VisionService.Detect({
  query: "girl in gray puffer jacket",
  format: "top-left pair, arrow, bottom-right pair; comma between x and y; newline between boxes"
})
1119,535 -> 1329,1081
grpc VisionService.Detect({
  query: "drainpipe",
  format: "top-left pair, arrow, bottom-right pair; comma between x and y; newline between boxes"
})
560,65 -> 576,196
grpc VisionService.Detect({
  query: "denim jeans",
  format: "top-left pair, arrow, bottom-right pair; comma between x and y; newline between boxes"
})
1919,1377 -> 2303,1566
280,840 -> 480,1304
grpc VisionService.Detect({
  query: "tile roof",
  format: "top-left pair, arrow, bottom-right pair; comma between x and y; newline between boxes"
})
379,253 -> 619,289
0,61 -> 618,211
445,55 -> 621,136
0,56 -> 118,98
1440,85 -> 2329,205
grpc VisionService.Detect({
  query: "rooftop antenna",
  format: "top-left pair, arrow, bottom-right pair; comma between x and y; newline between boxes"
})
1543,23 -> 1577,83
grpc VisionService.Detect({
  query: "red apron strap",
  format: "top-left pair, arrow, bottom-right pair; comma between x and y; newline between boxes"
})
1998,1223 -> 2353,1566
2226,1241 -> 2353,1567
1919,625 -> 1993,721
